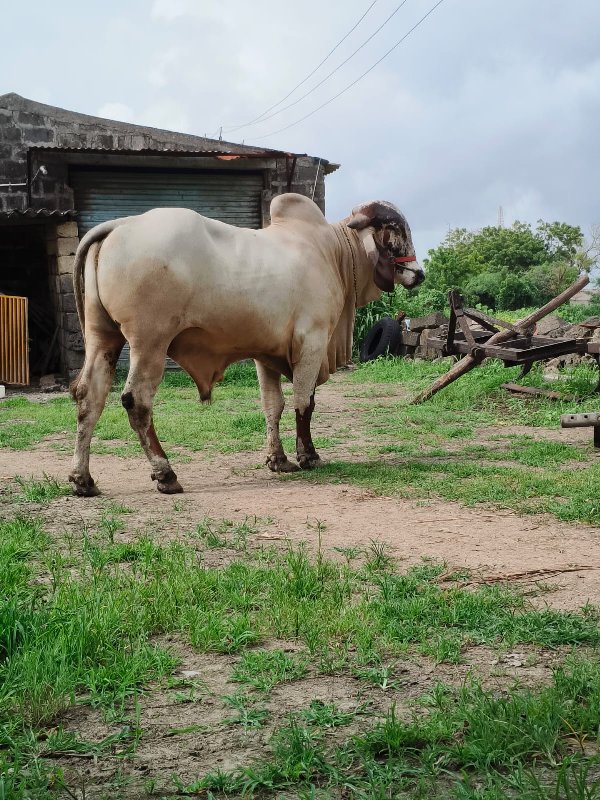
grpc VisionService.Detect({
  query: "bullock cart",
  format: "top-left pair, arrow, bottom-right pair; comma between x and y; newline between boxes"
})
405,274 -> 595,403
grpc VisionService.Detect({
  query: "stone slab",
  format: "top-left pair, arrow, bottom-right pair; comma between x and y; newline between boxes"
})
57,255 -> 75,275
408,312 -> 449,332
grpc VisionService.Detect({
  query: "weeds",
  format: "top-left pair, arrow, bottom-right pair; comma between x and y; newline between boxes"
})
13,474 -> 70,503
192,516 -> 262,550
231,648 -> 308,693
299,699 -> 369,728
222,692 -> 269,729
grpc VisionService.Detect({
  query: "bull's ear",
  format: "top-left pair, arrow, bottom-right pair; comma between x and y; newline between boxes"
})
360,232 -> 379,268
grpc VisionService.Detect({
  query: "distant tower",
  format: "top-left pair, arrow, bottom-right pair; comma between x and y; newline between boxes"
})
498,205 -> 504,228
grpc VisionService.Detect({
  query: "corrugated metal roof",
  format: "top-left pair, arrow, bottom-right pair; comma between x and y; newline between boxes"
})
30,145 -> 339,173
0,208 -> 77,220
31,145 -> 301,157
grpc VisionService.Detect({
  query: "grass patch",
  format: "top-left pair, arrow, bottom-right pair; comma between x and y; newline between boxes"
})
231,648 -> 309,693
180,658 -> 600,798
3,358 -> 600,525
2,513 -> 599,797
13,474 -> 71,503
304,360 -> 600,524
271,360 -> 600,525
0,362 -> 267,454
292,458 -> 600,524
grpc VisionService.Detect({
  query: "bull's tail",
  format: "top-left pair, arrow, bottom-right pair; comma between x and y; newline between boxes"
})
73,217 -> 132,338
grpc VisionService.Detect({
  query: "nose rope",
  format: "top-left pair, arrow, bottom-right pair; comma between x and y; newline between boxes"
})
393,255 -> 420,277
396,264 -> 421,274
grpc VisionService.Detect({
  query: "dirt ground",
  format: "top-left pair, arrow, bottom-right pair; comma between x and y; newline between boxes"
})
2,381 -> 600,612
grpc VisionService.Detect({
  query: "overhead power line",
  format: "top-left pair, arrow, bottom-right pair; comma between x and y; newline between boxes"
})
223,1 -> 379,134
254,0 -> 448,141
222,0 -> 414,136
225,0 -> 410,133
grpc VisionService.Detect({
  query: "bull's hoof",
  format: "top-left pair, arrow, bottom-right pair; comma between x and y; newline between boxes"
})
297,453 -> 323,470
157,478 -> 184,494
266,454 -> 300,473
69,474 -> 101,497
152,469 -> 184,494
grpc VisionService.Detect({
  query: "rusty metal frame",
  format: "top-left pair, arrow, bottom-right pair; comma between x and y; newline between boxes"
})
431,292 -> 589,365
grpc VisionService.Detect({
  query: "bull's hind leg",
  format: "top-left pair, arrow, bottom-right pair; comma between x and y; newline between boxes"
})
255,361 -> 299,473
70,333 -> 124,496
122,343 -> 183,494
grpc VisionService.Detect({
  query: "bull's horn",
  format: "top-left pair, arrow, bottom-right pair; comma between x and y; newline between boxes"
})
346,212 -> 372,230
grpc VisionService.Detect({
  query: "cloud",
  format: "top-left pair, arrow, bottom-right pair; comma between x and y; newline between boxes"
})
96,102 -> 135,123
95,99 -> 190,134
147,47 -> 183,89
150,0 -> 193,21
503,189 -> 545,227
6,0 -> 598,258
138,101 -> 191,133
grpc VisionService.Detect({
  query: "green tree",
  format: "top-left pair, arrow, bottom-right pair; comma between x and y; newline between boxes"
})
536,220 -> 584,265
421,219 -> 592,310
418,229 -> 478,291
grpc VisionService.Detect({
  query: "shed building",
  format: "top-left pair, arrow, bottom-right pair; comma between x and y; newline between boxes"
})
0,93 -> 337,381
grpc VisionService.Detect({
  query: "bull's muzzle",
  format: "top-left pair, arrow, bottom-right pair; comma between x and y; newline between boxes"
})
393,256 -> 424,288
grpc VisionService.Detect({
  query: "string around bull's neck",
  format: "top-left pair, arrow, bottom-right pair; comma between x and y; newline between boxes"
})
338,223 -> 358,308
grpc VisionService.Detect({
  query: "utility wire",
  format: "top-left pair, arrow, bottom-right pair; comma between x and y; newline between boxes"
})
223,1 -> 378,134
222,0 -> 409,135
254,0 -> 447,141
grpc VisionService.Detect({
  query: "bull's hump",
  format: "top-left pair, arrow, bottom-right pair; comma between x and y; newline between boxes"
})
270,193 -> 328,228
138,207 -> 200,224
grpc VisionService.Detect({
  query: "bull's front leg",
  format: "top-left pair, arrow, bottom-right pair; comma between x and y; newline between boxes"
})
291,333 -> 325,470
255,361 -> 299,473
295,392 -> 322,469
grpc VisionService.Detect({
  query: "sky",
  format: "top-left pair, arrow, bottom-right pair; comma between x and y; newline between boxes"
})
2,0 -> 599,260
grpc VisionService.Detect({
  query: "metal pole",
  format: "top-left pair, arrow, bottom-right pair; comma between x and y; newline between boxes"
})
311,159 -> 321,201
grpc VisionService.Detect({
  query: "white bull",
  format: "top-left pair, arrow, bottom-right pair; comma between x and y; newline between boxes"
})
69,193 -> 423,496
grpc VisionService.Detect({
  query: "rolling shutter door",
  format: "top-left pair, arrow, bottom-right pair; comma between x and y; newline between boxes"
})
71,169 -> 264,235
70,168 -> 264,368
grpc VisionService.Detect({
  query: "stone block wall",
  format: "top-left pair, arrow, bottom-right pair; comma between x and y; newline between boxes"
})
0,97 -> 229,212
1,94 -> 330,216
270,156 -> 326,214
46,220 -> 83,377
